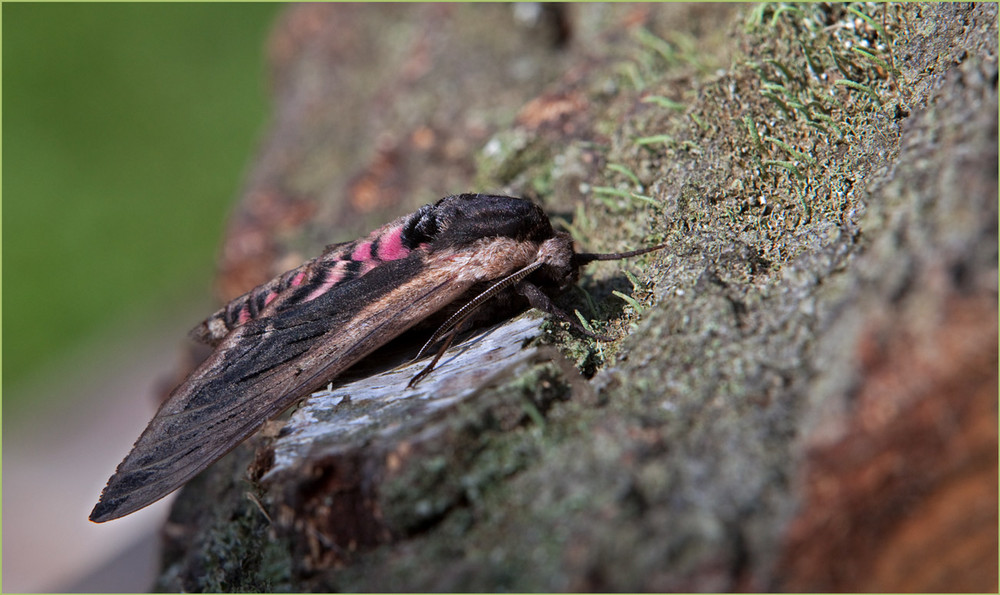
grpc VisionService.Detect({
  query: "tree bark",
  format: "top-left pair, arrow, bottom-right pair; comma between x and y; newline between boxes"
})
157,4 -> 997,592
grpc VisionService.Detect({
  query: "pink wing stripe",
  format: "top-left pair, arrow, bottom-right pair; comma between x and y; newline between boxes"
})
352,241 -> 373,261
304,260 -> 348,302
238,306 -> 252,324
290,271 -> 307,287
378,227 -> 409,261
264,291 -> 278,306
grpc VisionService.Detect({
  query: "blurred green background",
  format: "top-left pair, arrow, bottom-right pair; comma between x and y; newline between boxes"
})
4,4 -> 280,416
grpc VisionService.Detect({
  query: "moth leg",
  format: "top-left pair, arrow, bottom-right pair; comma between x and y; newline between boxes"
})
517,281 -> 614,341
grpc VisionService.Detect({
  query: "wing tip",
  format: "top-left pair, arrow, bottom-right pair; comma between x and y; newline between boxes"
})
89,469 -> 151,523
89,497 -> 119,523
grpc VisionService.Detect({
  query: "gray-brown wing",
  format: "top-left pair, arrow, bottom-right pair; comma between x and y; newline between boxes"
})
91,257 -> 473,522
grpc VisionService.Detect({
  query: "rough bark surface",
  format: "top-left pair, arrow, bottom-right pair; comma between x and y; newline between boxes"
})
157,4 -> 997,592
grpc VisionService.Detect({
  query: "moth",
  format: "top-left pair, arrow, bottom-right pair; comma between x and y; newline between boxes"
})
90,194 -> 663,523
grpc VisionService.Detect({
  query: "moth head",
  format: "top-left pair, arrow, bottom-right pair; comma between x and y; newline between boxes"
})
533,231 -> 580,290
531,231 -> 668,291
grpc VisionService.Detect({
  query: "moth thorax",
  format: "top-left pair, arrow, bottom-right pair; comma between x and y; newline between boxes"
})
535,232 -> 579,288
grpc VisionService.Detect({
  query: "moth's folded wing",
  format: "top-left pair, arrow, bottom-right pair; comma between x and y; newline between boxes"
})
90,260 -> 471,523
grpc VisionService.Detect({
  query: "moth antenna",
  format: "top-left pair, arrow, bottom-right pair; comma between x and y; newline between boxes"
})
573,243 -> 667,266
407,325 -> 461,388
408,261 -> 544,388
412,260 -> 545,364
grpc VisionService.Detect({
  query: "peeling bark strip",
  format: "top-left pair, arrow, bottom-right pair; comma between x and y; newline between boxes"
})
90,193 -> 663,523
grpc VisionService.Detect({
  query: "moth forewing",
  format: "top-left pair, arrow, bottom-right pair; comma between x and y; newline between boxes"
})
90,261 -> 476,522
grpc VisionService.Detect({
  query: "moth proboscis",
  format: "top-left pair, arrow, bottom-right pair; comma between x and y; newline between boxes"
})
90,193 -> 664,523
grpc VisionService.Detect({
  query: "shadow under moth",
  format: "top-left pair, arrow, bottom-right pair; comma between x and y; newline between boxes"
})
91,193 -> 663,523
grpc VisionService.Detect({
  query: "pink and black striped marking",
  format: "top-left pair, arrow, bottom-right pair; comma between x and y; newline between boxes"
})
215,205 -> 442,335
